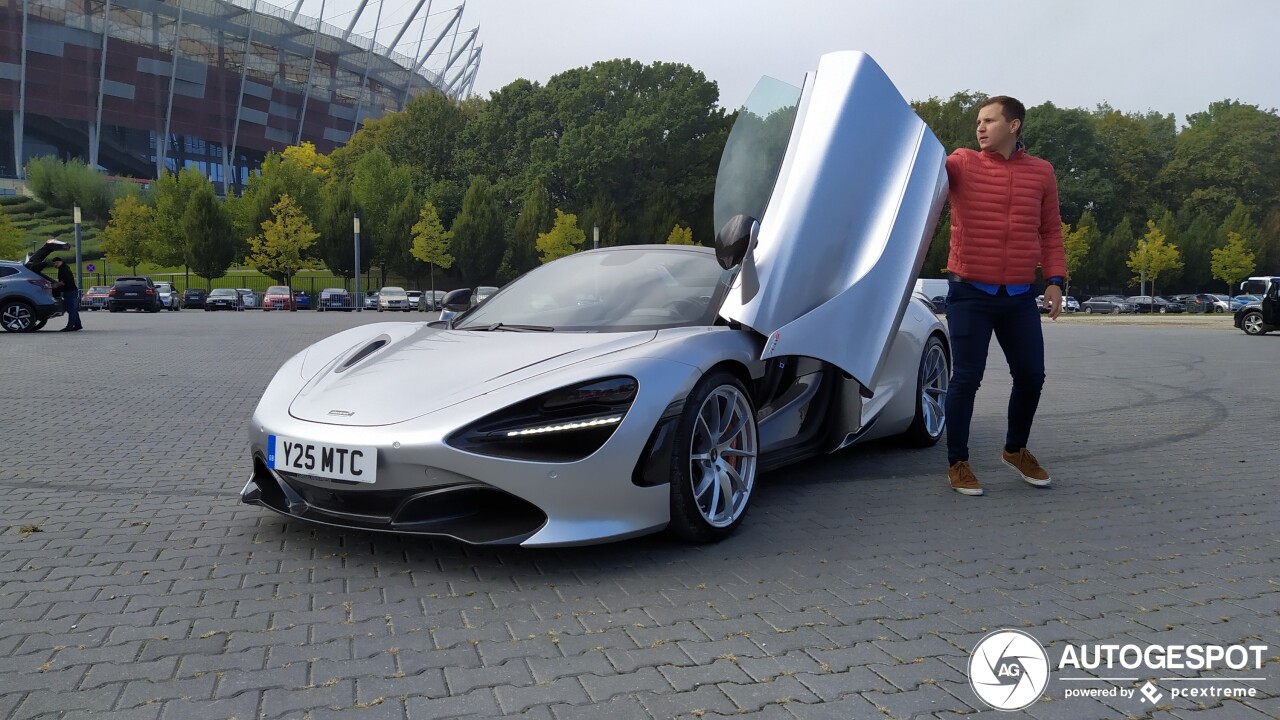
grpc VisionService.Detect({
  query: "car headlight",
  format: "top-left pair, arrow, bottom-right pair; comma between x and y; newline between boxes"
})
446,377 -> 638,462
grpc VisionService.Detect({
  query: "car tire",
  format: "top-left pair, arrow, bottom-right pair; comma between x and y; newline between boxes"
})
1159,307 -> 1168,314
32,319 -> 47,331
0,300 -> 37,332
1242,311 -> 1267,336
1111,307 -> 1120,315
668,369 -> 758,543
902,335 -> 949,447
1085,306 -> 1093,314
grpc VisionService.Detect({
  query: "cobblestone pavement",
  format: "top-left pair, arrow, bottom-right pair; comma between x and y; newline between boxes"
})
1,310 -> 1276,720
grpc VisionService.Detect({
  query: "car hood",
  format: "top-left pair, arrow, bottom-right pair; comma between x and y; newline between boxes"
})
716,51 -> 947,390
288,324 -> 657,426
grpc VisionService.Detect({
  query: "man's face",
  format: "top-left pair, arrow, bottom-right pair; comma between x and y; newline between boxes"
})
976,103 -> 1019,152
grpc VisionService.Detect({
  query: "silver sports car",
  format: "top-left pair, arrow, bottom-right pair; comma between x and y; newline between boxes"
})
243,51 -> 951,546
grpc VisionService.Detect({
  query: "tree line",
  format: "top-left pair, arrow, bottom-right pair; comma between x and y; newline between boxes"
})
15,60 -> 1280,297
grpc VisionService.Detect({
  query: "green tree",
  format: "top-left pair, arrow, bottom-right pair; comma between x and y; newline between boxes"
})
451,176 -> 506,281
1211,231 -> 1256,295
1061,216 -> 1092,297
350,148 -> 415,283
1179,211 -> 1218,290
1161,100 -> 1280,219
1024,102 -> 1114,226
666,224 -> 694,245
911,91 -> 987,152
1097,216 -> 1135,290
0,207 -> 24,259
101,195 -> 157,274
152,167 -> 210,269
1218,202 -> 1260,256
184,183 -> 235,286
500,183 -> 553,282
247,194 -> 318,285
536,209 -> 585,263
314,180 -> 367,281
411,200 -> 454,298
1127,220 -> 1183,297
1094,106 -> 1176,229
238,149 -> 327,261
24,156 -> 115,221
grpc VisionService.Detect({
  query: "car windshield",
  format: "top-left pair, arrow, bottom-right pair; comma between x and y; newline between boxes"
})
266,286 -> 289,294
211,289 -> 236,297
713,75 -> 802,233
455,248 -> 730,332
381,288 -> 406,296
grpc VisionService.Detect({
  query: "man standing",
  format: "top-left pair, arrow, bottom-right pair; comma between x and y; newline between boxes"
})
50,257 -> 82,331
943,96 -> 1065,496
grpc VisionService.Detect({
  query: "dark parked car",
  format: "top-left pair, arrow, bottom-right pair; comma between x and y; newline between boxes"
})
108,277 -> 161,312
205,287 -> 245,311
82,285 -> 112,310
0,238 -> 67,332
316,288 -> 352,312
1081,295 -> 1137,314
1182,293 -> 1224,313
183,288 -> 207,309
1127,295 -> 1184,314
1235,279 -> 1280,335
293,290 -> 310,310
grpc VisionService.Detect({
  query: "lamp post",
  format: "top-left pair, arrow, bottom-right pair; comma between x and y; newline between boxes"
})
593,224 -> 599,250
73,205 -> 83,290
353,214 -> 361,312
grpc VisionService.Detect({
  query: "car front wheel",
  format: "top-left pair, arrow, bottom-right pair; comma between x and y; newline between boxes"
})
903,336 -> 949,447
668,370 -> 758,543
0,300 -> 36,332
1242,311 -> 1267,335
1085,306 -> 1093,314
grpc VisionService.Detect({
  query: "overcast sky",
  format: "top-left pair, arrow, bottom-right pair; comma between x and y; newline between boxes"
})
320,0 -> 1277,124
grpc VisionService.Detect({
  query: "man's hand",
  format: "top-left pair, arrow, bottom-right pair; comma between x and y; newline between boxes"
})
1043,285 -> 1063,320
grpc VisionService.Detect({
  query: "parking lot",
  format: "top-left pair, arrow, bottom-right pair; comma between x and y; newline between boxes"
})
1,311 -> 1277,720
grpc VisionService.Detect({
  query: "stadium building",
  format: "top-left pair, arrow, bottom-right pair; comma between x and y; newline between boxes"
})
0,0 -> 480,192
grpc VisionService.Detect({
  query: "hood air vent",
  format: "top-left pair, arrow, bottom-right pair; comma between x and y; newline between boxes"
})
336,336 -> 389,373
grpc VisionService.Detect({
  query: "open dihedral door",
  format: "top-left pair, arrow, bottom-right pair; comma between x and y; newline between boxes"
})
717,51 -> 948,392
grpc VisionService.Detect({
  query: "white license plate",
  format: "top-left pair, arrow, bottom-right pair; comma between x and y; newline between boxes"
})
267,434 -> 377,483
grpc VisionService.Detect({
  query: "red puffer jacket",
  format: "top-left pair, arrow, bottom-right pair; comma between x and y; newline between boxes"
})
945,147 -> 1067,284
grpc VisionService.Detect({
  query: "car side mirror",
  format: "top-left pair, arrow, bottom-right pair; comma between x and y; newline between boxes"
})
715,214 -> 758,270
441,288 -> 472,312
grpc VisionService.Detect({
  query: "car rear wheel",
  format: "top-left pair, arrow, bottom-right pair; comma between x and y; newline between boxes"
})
0,300 -> 37,332
668,370 -> 758,543
903,336 -> 948,447
1085,306 -> 1093,314
1111,307 -> 1120,315
1242,311 -> 1267,335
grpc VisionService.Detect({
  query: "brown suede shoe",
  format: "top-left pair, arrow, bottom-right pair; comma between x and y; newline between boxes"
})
1002,448 -> 1051,487
948,461 -> 983,496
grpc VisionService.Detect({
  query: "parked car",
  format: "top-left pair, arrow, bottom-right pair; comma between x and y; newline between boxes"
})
241,51 -> 953,546
317,288 -> 352,312
378,286 -> 411,312
81,285 -> 112,311
1183,293 -> 1224,313
1235,279 -> 1280,335
1127,295 -> 1184,313
0,239 -> 67,332
363,292 -> 379,310
108,276 -> 162,312
236,289 -> 258,309
472,285 -> 500,305
262,285 -> 294,311
293,290 -> 310,310
1034,295 -> 1081,313
205,287 -> 245,311
427,290 -> 447,311
1209,294 -> 1231,312
182,287 -> 208,309
1081,295 -> 1137,314
406,290 -> 425,311
1230,294 -> 1260,312
927,295 -> 947,314
153,281 -> 182,311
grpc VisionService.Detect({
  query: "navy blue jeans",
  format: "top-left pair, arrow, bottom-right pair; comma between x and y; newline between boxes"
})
944,281 -> 1045,464
63,291 -> 81,329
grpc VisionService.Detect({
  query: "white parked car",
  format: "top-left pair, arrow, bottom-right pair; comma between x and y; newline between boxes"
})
153,281 -> 181,311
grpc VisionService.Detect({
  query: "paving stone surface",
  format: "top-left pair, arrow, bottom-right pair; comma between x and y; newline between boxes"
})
1,310 -> 1276,719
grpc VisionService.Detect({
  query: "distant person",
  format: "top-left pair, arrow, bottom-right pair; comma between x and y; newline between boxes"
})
49,256 -> 82,332
942,96 -> 1066,496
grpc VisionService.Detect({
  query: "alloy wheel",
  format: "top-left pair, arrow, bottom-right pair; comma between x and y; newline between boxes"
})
688,385 -> 758,528
1243,312 -> 1265,335
920,341 -> 948,438
1,302 -> 34,332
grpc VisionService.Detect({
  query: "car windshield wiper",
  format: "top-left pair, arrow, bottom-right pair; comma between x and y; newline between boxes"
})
462,322 -> 555,332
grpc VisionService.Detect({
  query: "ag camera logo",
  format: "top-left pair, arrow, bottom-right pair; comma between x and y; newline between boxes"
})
969,629 -> 1050,711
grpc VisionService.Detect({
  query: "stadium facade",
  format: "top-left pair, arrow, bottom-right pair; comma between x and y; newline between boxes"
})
0,0 -> 481,192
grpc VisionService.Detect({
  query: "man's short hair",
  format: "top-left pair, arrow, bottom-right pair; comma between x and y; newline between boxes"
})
980,96 -> 1026,129
50,257 -> 63,263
